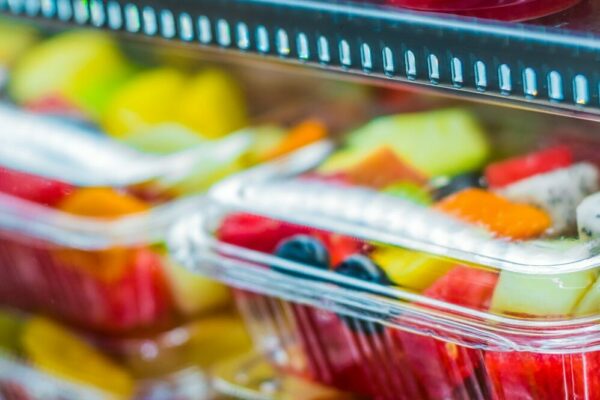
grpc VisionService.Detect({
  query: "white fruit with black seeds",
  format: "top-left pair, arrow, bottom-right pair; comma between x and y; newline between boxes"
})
496,163 -> 599,236
577,192 -> 600,240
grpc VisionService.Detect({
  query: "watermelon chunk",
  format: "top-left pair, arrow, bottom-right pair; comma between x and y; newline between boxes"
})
486,350 -> 600,400
0,167 -> 74,206
426,266 -> 499,311
485,146 -> 572,189
392,266 -> 498,399
217,213 -> 312,254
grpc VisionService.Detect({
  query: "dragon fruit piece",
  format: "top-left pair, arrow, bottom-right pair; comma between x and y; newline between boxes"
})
577,192 -> 600,240
496,163 -> 599,236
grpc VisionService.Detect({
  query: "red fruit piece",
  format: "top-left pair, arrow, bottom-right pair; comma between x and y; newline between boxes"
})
218,212 -> 367,266
425,266 -> 499,311
393,267 -> 498,399
485,146 -> 572,189
0,239 -> 173,333
314,232 -> 364,266
0,382 -> 33,400
217,213 -> 311,254
0,167 -> 74,206
287,303 -> 415,399
485,350 -> 600,400
103,248 -> 173,331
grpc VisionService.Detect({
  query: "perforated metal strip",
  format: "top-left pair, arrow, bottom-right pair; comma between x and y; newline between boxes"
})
3,0 -> 600,117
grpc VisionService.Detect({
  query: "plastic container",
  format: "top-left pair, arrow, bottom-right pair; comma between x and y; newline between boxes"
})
212,352 -> 359,400
0,309 -> 252,400
0,105 -> 246,334
0,96 -> 305,334
170,106 -> 600,399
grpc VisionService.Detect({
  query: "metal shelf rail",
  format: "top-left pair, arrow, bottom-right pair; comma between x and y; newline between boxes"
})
2,0 -> 600,118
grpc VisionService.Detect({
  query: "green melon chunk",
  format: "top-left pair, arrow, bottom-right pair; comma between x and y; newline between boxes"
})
123,124 -> 207,154
490,270 -> 598,317
342,108 -> 490,177
9,30 -> 132,115
574,271 -> 600,315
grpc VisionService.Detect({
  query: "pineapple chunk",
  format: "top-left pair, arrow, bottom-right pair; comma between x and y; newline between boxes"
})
371,247 -> 454,291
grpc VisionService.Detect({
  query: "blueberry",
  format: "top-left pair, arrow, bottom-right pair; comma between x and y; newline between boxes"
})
272,235 -> 330,278
434,172 -> 485,200
335,254 -> 391,335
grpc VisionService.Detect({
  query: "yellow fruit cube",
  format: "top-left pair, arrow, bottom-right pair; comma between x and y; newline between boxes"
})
371,246 -> 454,291
23,317 -> 134,397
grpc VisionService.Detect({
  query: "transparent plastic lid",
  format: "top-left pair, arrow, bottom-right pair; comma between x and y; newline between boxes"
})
0,104 -> 252,189
210,112 -> 600,275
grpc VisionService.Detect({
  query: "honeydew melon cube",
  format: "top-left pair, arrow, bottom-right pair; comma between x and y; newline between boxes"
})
490,269 -> 598,317
341,108 -> 490,177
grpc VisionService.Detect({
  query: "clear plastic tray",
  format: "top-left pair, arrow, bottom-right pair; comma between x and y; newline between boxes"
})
170,107 -> 600,399
0,309 -> 252,400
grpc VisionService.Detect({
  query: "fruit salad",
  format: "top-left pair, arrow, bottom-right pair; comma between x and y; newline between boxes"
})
171,107 -> 600,399
0,173 -> 237,333
0,309 -> 252,399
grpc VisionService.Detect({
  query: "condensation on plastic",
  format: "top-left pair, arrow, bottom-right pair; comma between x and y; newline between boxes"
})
208,142 -> 600,275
